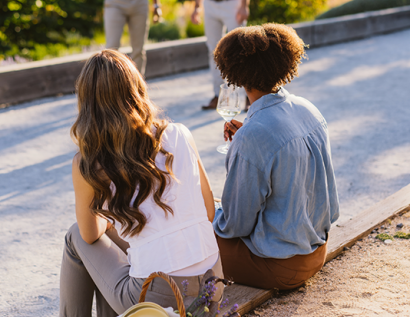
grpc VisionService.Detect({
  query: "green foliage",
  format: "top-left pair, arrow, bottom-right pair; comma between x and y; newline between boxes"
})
0,0 -> 104,60
248,0 -> 326,25
394,231 -> 410,239
185,21 -> 204,38
6,31 -> 105,61
317,0 -> 410,19
375,233 -> 394,241
157,0 -> 180,21
148,22 -> 180,42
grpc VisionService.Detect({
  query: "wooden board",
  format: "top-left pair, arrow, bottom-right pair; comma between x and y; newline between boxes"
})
326,183 -> 410,262
220,285 -> 274,316
219,183 -> 410,316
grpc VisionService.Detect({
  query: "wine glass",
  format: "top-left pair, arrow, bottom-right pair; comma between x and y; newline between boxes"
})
216,83 -> 241,154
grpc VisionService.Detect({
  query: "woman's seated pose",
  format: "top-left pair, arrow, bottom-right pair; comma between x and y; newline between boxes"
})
60,50 -> 222,317
212,23 -> 340,290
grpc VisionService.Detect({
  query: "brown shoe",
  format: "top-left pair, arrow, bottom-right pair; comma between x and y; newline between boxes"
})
202,96 -> 218,110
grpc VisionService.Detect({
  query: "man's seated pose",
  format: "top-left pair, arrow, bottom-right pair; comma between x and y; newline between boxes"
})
212,23 -> 340,290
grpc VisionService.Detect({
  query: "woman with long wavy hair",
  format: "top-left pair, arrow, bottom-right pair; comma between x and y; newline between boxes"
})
59,49 -> 222,317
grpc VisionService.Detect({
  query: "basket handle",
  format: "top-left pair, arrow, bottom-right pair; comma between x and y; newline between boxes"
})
138,271 -> 186,317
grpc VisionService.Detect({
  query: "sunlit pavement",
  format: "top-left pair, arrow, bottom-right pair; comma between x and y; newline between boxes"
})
0,28 -> 410,316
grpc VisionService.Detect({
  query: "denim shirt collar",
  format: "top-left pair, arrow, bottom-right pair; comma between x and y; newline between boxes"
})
244,87 -> 287,124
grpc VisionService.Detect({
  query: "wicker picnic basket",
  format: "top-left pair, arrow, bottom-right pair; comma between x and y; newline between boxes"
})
122,271 -> 186,317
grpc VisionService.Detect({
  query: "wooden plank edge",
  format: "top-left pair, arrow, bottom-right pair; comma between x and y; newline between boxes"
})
325,205 -> 410,262
326,184 -> 410,262
219,286 -> 274,316
220,183 -> 410,316
236,290 -> 274,316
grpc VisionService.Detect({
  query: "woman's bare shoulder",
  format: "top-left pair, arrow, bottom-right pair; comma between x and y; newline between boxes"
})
72,152 -> 111,185
72,153 -> 82,174
73,152 -> 81,165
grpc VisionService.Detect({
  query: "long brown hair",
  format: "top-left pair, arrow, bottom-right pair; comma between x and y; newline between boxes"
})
71,49 -> 174,236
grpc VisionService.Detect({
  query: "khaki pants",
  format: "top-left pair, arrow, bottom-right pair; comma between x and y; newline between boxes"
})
216,235 -> 328,290
203,0 -> 242,96
59,223 -> 223,317
104,0 -> 149,75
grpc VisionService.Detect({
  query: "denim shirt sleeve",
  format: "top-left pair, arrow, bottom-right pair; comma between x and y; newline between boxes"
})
213,152 -> 270,239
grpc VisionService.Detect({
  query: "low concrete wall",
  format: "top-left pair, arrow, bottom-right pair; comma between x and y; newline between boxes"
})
1,5 -> 410,106
290,5 -> 410,47
0,37 -> 208,107
145,36 -> 208,78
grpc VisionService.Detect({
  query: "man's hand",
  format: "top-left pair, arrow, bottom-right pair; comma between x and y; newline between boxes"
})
236,5 -> 249,25
153,6 -> 162,24
191,7 -> 201,24
224,119 -> 243,141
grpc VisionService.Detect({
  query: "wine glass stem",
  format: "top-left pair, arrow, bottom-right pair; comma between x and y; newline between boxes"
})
225,138 -> 230,150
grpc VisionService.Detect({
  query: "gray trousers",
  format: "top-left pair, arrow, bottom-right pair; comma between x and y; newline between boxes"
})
203,0 -> 242,96
104,0 -> 149,75
59,223 -> 223,317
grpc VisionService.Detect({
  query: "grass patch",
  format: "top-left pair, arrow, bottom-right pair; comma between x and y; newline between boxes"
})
375,233 -> 394,241
394,231 -> 410,239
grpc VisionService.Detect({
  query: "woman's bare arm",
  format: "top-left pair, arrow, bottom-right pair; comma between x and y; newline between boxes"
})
177,124 -> 215,222
72,153 -> 108,244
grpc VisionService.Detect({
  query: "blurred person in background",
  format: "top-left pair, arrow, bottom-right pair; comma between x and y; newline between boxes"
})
104,0 -> 162,76
191,0 -> 249,110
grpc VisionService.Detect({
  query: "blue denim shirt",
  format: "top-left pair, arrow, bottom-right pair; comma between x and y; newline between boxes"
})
213,87 -> 340,259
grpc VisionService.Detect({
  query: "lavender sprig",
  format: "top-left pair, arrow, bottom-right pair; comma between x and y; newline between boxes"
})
196,280 -> 217,307
181,280 -> 189,298
223,304 -> 239,317
183,277 -> 237,317
217,298 -> 230,315
220,298 -> 229,308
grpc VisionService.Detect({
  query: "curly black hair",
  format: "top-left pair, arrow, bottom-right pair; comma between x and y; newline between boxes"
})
214,23 -> 306,93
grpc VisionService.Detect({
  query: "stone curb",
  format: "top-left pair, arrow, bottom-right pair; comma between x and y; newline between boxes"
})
1,5 -> 409,106
290,5 -> 410,47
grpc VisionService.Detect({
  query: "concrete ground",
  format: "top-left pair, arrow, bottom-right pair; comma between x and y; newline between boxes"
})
1,28 -> 409,316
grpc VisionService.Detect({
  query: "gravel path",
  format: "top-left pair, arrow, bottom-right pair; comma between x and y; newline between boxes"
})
244,212 -> 410,317
1,28 -> 409,316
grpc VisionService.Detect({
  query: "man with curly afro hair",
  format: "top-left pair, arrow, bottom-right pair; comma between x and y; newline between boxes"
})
212,23 -> 340,290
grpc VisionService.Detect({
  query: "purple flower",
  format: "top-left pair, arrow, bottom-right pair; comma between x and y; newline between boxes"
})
181,280 -> 189,298
223,304 -> 239,317
220,298 -> 229,308
196,280 -> 217,307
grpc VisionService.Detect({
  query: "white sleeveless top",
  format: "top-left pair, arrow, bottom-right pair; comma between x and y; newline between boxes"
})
107,123 -> 219,278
